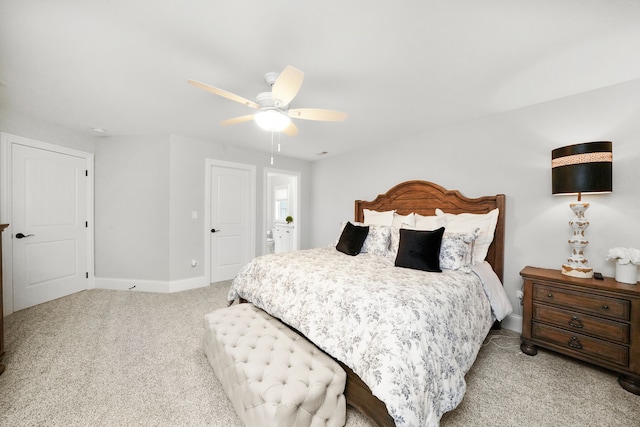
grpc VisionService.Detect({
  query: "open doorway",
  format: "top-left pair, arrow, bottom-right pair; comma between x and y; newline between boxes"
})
264,169 -> 300,255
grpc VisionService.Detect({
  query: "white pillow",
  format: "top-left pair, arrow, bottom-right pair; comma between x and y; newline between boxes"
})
435,208 -> 499,264
361,224 -> 391,256
439,231 -> 478,271
392,212 -> 415,228
414,213 -> 447,230
363,209 -> 395,226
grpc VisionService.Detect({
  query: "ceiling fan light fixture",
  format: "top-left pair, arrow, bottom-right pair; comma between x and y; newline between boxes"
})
254,109 -> 291,132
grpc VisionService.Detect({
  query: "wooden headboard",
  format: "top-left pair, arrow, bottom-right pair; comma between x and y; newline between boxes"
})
355,180 -> 506,282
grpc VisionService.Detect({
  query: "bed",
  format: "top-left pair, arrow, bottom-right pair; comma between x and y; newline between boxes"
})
228,180 -> 510,426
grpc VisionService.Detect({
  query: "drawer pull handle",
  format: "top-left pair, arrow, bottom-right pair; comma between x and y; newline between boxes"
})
568,316 -> 583,328
602,305 -> 609,311
547,293 -> 553,298
568,336 -> 583,350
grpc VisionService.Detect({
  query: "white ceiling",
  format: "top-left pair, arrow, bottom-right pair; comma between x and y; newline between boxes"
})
1,0 -> 640,161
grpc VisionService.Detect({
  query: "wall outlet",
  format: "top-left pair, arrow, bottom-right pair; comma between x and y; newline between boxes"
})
516,290 -> 524,302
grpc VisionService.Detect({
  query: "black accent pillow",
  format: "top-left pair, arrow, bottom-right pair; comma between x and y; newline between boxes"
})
395,227 -> 445,272
336,222 -> 369,256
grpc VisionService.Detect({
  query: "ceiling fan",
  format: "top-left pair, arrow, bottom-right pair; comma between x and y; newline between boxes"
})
188,66 -> 347,136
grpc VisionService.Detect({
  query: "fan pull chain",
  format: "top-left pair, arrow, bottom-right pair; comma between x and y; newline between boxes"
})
270,131 -> 274,165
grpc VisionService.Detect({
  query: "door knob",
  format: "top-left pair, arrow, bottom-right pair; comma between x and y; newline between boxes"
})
15,233 -> 35,239
211,228 -> 220,233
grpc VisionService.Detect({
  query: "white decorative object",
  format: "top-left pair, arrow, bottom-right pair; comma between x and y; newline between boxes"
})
615,262 -> 638,285
561,202 -> 593,278
607,247 -> 640,284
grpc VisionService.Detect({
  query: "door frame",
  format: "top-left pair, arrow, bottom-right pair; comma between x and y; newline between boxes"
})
263,167 -> 301,255
204,158 -> 256,284
0,133 -> 95,315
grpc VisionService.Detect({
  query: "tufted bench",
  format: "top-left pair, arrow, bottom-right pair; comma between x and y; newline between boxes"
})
203,303 -> 346,427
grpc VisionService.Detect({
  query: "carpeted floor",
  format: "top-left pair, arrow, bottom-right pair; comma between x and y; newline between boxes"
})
0,282 -> 638,426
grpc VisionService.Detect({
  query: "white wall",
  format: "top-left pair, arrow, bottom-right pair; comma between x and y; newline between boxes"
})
310,78 -> 640,330
93,133 -> 311,290
94,135 -> 171,282
0,108 -> 95,153
168,135 -> 311,283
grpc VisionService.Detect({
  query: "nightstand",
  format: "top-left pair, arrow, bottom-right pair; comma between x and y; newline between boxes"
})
520,266 -> 640,395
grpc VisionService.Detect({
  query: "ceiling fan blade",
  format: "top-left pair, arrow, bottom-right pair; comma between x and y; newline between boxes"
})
272,66 -> 304,106
188,79 -> 260,109
220,114 -> 255,126
283,122 -> 299,137
288,108 -> 348,122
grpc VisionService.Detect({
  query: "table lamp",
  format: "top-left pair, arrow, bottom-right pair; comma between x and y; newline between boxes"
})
552,141 -> 612,278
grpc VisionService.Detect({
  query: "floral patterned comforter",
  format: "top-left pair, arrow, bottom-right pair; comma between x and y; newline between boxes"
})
228,247 -> 495,426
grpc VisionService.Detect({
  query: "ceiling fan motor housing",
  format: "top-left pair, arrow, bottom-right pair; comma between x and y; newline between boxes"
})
256,91 -> 288,110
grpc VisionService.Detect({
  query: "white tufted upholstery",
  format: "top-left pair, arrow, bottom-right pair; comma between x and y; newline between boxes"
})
203,303 -> 346,427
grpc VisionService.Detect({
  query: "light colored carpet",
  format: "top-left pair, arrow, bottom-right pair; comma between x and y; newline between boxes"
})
0,282 -> 638,426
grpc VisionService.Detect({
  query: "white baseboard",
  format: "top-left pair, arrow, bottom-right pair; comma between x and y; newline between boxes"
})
169,276 -> 209,293
500,313 -> 522,334
94,276 -> 209,293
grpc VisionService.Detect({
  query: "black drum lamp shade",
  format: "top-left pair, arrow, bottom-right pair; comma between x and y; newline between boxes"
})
552,141 -> 613,197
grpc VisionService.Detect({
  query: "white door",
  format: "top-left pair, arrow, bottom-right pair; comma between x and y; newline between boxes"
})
208,161 -> 255,283
12,143 -> 89,310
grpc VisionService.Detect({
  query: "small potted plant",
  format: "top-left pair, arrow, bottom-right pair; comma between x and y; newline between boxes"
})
285,215 -> 293,224
606,247 -> 640,284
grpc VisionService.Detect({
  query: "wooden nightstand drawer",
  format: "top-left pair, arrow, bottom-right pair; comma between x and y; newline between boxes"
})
533,283 -> 630,320
532,322 -> 629,367
532,303 -> 629,344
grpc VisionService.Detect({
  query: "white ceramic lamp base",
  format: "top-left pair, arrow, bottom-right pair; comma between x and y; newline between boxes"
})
562,201 -> 594,279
